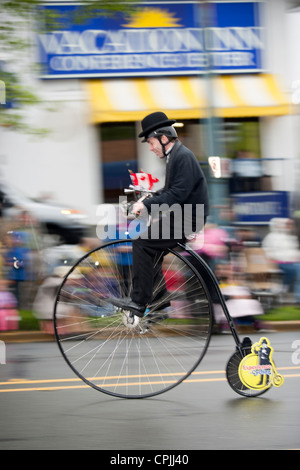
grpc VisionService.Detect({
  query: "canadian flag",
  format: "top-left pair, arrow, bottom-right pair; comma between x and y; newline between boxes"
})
129,170 -> 159,190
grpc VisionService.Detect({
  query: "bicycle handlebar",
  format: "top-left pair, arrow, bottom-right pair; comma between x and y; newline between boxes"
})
121,185 -> 155,220
125,185 -> 156,195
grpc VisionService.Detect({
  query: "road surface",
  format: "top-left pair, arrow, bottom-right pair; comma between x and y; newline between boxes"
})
0,331 -> 299,450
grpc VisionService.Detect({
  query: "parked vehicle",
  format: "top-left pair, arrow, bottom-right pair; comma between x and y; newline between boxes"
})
0,180 -> 87,244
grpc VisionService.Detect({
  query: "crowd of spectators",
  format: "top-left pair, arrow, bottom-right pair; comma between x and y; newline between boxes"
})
1,201 -> 299,333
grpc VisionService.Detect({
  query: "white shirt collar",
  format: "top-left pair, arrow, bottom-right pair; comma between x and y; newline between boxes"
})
165,143 -> 175,162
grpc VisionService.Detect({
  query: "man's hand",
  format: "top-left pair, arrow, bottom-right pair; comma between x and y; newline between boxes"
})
132,201 -> 146,217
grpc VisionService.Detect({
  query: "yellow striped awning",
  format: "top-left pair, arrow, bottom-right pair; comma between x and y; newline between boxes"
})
86,74 -> 291,123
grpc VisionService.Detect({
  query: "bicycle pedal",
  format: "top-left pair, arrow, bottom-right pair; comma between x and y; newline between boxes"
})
122,310 -> 140,328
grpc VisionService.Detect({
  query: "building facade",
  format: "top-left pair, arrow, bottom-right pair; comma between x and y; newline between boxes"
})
1,0 -> 299,226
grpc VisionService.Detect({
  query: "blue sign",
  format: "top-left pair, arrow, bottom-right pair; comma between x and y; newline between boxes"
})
232,191 -> 290,225
37,1 -> 263,78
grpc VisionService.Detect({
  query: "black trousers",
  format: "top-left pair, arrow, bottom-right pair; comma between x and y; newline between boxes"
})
131,216 -> 186,306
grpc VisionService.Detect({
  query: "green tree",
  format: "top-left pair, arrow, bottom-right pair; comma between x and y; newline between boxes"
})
0,0 -> 136,134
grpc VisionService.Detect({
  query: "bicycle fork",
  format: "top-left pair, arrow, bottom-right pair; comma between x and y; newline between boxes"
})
181,244 -> 247,355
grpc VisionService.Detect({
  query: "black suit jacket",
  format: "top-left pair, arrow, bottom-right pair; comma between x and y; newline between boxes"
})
143,140 -> 209,235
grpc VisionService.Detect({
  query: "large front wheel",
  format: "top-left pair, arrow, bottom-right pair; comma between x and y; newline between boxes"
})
53,240 -> 213,398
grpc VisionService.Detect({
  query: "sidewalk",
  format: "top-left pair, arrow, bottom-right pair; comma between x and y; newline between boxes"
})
0,330 -> 56,343
1,321 -> 300,343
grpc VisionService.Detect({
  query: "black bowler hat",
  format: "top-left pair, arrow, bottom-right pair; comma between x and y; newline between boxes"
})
138,112 -> 176,140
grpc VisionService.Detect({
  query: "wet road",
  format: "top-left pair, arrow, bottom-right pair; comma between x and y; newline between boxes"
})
0,331 -> 299,450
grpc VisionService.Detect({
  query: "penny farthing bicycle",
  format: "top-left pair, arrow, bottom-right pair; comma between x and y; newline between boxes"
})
53,185 -> 270,399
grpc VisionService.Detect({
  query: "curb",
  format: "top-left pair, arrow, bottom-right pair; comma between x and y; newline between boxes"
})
1,322 -> 300,343
261,320 -> 300,332
0,330 -> 55,343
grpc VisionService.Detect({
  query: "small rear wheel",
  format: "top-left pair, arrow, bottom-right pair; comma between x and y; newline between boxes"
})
226,344 -> 271,398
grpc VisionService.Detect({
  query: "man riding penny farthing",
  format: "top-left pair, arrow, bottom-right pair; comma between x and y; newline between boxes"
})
53,112 -> 284,399
110,111 -> 209,320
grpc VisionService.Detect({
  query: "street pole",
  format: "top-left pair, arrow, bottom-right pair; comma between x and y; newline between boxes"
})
198,1 -> 228,225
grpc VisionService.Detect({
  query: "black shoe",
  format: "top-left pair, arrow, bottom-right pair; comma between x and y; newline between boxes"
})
109,297 -> 146,318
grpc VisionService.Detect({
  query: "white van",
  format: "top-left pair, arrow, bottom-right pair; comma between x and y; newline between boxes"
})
0,180 -> 87,244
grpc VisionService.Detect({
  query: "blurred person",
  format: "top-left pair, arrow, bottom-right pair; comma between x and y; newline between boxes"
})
16,211 -> 41,249
0,279 -> 19,331
262,218 -> 300,303
110,111 -> 209,316
33,265 -> 64,333
213,262 -> 263,333
13,211 -> 44,308
41,241 -> 83,278
189,222 -> 229,269
2,231 -> 30,309
33,265 -> 83,334
227,227 -> 262,278
235,227 -> 261,247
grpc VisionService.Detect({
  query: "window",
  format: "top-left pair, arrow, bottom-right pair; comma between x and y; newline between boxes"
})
100,123 -> 138,202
